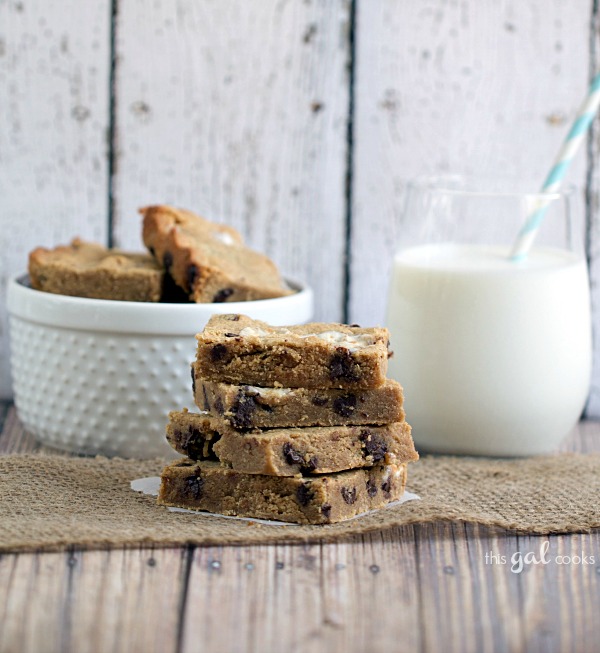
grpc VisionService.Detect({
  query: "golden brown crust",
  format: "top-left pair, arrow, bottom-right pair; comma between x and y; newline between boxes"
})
28,238 -> 163,302
194,376 -> 405,428
166,410 -> 417,476
140,205 -> 292,303
158,458 -> 408,524
140,204 -> 243,248
195,314 -> 391,389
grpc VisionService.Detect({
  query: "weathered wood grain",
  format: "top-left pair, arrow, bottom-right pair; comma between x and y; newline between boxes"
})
0,548 -> 185,653
349,0 -> 590,327
68,548 -> 185,653
0,0 -> 111,398
585,2 -> 600,415
0,403 -> 54,454
111,0 -> 351,323
2,0 -> 600,410
0,403 -> 9,435
1,525 -> 598,653
559,418 -> 600,454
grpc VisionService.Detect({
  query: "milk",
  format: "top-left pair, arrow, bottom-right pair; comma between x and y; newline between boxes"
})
386,243 -> 591,455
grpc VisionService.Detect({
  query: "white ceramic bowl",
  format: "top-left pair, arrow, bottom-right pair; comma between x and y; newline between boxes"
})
7,276 -> 313,457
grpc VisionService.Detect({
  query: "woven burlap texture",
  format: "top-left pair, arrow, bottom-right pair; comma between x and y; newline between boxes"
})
1,453 -> 598,552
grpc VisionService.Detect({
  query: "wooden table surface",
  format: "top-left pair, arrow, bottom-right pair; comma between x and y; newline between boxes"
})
1,401 -> 599,653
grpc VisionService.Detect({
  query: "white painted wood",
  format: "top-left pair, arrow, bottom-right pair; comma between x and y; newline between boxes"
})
112,0 -> 350,323
2,0 -> 599,414
0,0 -> 110,398
350,0 -> 590,327
583,5 -> 600,416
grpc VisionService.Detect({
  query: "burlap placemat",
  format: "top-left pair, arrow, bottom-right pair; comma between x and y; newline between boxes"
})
1,453 -> 599,552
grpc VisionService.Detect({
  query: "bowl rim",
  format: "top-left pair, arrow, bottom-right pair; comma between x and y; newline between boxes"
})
7,274 -> 314,335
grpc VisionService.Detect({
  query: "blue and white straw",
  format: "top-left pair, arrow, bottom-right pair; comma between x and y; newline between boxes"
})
510,73 -> 600,260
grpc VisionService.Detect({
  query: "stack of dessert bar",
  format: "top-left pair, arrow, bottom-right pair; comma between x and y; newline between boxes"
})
158,314 -> 418,524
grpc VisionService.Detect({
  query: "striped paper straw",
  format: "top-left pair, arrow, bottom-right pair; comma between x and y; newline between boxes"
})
510,73 -> 600,260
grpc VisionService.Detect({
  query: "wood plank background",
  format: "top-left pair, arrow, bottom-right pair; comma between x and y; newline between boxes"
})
2,0 -> 600,412
3,525 -> 598,653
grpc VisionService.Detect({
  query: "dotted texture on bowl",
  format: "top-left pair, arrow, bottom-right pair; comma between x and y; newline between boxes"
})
9,316 -> 195,458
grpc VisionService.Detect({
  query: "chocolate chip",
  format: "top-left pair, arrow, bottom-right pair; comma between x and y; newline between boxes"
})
366,479 -> 378,497
210,344 -> 228,362
283,446 -> 317,473
329,348 -> 360,382
178,426 -> 211,459
187,264 -> 199,290
321,504 -> 332,520
230,389 -> 257,429
350,323 -> 361,328
179,423 -> 193,444
213,288 -> 234,303
359,429 -> 388,462
201,383 -> 210,411
302,456 -> 318,473
190,366 -> 196,396
381,480 -> 392,498
341,487 -> 357,504
312,396 -> 328,407
160,270 -> 190,303
184,473 -> 204,500
224,332 -> 237,337
296,483 -> 314,506
283,443 -> 304,466
228,315 -> 240,321
163,251 -> 173,272
214,397 -> 224,415
332,394 -> 356,417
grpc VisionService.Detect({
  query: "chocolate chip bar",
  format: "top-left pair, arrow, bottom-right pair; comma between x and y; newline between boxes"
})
166,410 -> 418,476
166,409 -> 220,461
193,375 -> 405,428
28,238 -> 163,302
158,458 -> 408,524
195,315 -> 391,389
141,205 -> 292,302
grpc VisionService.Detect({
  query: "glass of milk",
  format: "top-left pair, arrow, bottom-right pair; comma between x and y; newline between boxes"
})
386,175 -> 591,456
